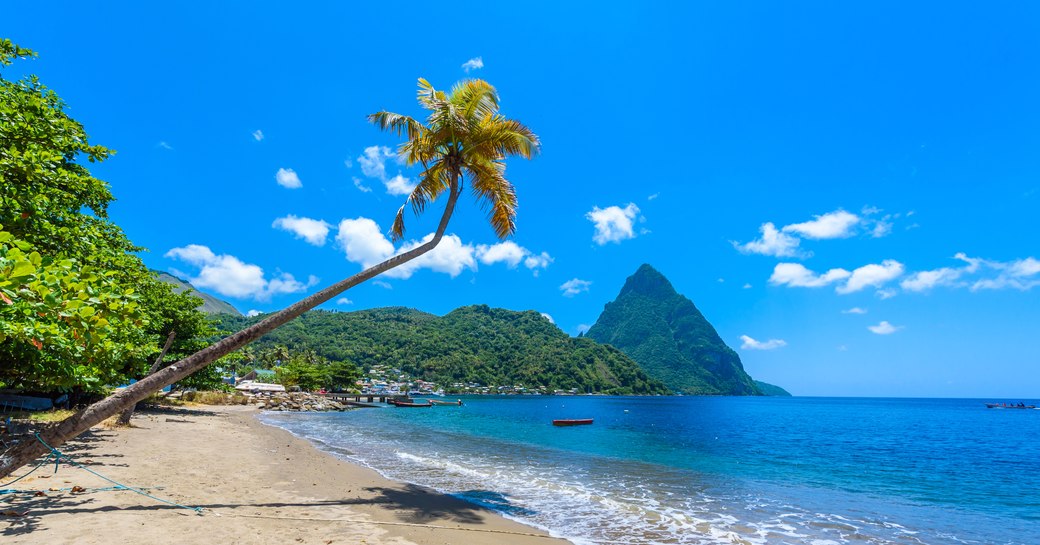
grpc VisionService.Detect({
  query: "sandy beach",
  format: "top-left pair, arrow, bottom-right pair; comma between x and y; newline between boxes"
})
0,405 -> 570,545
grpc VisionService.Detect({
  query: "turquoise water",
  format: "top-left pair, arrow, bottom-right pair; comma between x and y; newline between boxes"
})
261,397 -> 1040,544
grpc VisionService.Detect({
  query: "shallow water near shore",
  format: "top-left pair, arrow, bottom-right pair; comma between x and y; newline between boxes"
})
260,396 -> 1040,545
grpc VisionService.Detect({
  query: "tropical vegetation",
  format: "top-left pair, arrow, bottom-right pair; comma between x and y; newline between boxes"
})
0,42 -> 540,479
216,306 -> 670,395
0,39 -> 212,396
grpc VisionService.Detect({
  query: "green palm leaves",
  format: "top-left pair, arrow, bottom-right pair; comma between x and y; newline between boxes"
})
368,78 -> 539,240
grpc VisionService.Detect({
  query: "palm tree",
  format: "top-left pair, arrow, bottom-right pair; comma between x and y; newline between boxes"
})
0,78 -> 539,478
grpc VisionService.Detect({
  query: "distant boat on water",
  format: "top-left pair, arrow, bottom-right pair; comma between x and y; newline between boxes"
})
985,403 -> 1037,409
553,418 -> 593,426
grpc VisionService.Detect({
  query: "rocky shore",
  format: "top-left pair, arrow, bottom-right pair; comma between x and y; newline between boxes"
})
250,391 -> 352,412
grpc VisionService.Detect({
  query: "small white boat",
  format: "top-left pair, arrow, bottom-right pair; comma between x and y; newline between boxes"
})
235,381 -> 286,393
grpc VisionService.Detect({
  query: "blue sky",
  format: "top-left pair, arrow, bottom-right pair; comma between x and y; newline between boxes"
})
6,2 -> 1039,397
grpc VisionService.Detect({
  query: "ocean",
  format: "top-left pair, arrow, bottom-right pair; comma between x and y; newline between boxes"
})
260,396 -> 1040,545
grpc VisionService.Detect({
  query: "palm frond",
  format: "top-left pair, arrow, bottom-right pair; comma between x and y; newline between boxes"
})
368,111 -> 425,140
466,117 -> 541,161
389,161 -> 452,240
390,204 -> 408,241
450,79 -> 500,123
371,77 -> 537,242
466,158 -> 517,238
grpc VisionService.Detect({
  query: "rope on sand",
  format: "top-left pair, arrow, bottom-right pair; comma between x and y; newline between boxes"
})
212,511 -> 562,539
12,434 -> 203,514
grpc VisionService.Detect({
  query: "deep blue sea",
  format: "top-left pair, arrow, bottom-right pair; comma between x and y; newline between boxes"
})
260,396 -> 1040,545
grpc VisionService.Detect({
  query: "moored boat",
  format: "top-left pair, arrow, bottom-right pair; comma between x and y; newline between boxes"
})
553,418 -> 594,426
390,400 -> 433,408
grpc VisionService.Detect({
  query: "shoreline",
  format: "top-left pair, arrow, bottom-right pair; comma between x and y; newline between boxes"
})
1,405 -> 571,545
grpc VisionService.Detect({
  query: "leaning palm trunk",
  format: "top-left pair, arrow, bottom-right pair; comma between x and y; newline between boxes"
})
0,187 -> 461,479
1,76 -> 538,479
115,330 -> 176,426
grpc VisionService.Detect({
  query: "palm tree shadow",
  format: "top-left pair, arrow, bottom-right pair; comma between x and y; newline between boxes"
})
361,484 -> 487,524
0,483 -> 534,534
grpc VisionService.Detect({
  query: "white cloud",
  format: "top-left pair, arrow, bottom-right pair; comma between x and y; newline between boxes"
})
770,261 -> 903,294
740,335 -> 787,350
344,158 -> 353,168
476,241 -> 527,267
272,215 -> 331,246
165,244 -> 318,301
734,223 -> 804,258
972,256 -> 1040,291
252,130 -> 264,142
384,173 -> 416,196
742,283 -> 752,289
901,267 -> 965,292
868,321 -> 901,335
462,57 -> 484,73
334,218 -> 476,279
476,242 -> 553,275
837,260 -> 904,294
896,253 -> 1040,293
335,217 -> 551,280
769,263 -> 851,288
782,210 -> 860,239
372,280 -> 393,289
586,203 -> 640,245
336,297 -> 353,305
842,307 -> 868,314
391,233 -> 477,279
357,146 -> 394,180
335,218 -> 396,269
1008,257 -> 1040,277
158,141 -> 173,150
576,324 -> 591,335
357,146 -> 415,195
352,176 -> 372,193
648,193 -> 659,201
246,309 -> 262,317
736,208 -> 909,259
540,312 -> 554,324
275,168 -> 302,189
560,278 -> 592,297
524,252 -> 553,272
870,220 -> 893,238
876,288 -> 898,300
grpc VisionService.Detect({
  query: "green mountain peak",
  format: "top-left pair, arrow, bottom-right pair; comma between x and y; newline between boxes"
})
586,264 -> 763,395
619,264 -> 677,299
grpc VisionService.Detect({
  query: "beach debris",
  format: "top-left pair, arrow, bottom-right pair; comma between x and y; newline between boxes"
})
70,485 -> 86,493
1,509 -> 28,517
33,491 -> 45,497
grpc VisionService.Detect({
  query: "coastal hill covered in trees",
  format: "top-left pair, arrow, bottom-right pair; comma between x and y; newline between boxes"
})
216,306 -> 671,395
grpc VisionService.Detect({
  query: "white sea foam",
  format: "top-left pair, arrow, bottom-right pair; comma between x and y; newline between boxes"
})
258,412 -> 1029,545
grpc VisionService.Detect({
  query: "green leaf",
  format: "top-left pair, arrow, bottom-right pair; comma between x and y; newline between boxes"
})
10,259 -> 35,278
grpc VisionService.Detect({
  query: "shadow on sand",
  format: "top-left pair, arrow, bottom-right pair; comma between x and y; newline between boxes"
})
2,482 -> 534,537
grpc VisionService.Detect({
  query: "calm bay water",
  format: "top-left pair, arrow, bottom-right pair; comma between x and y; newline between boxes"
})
260,396 -> 1040,545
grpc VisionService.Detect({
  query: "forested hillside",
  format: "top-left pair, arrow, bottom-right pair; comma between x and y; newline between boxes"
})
216,305 -> 670,395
